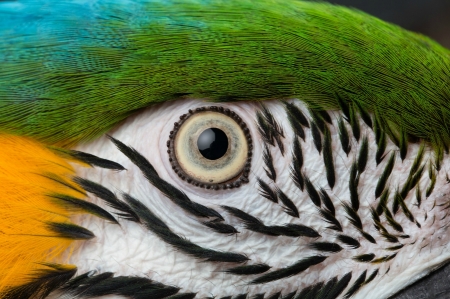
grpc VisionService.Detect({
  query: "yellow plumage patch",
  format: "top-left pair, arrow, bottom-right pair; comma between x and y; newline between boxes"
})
0,134 -> 83,292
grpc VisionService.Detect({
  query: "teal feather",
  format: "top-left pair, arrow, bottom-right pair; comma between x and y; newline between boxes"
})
0,0 -> 449,147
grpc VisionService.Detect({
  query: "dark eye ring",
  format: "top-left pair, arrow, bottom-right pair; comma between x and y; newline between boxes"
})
167,106 -> 252,190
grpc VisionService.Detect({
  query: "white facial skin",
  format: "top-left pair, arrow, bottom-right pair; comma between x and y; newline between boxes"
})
65,99 -> 450,299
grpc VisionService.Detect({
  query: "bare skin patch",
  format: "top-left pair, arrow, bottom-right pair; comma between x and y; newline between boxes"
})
53,99 -> 450,299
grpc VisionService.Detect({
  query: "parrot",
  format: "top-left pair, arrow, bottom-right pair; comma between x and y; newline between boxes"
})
0,0 -> 450,299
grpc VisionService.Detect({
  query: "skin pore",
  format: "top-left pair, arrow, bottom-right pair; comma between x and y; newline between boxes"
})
50,99 -> 450,299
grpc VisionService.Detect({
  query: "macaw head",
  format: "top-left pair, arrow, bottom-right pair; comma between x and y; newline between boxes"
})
1,1 -> 450,299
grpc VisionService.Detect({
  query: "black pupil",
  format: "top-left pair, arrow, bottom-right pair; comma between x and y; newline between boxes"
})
197,128 -> 229,160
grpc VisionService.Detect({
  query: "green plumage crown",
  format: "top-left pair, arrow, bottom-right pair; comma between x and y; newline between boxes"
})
0,0 -> 449,148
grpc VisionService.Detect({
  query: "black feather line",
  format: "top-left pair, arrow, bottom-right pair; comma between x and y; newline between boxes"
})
395,191 -> 415,223
290,137 -> 304,190
260,104 -> 285,155
252,294 -> 265,299
69,275 -> 181,299
319,209 -> 342,232
221,206 -> 318,237
416,185 -> 422,208
2,264 -> 77,299
343,271 -> 366,299
286,112 -> 306,141
257,111 -> 274,146
234,294 -> 248,299
224,264 -> 271,275
349,162 -> 360,211
283,102 -> 310,128
261,104 -> 285,138
364,269 -> 379,285
386,244 -> 404,251
309,109 -> 327,133
371,253 -> 397,264
323,128 -> 336,189
170,293 -> 197,299
375,152 -> 395,198
257,178 -> 278,203
342,202 -> 362,230
276,188 -> 300,218
46,222 -> 95,240
325,272 -> 352,299
426,169 -> 437,197
375,131 -> 387,165
73,177 -> 139,223
250,256 -> 327,284
376,187 -> 390,216
290,165 -> 304,192
49,193 -> 119,225
263,144 -> 277,182
337,234 -> 360,249
310,121 -> 322,153
357,136 -> 369,174
109,136 -> 223,220
315,277 -> 338,299
292,136 -> 303,169
203,219 -> 239,235
41,172 -> 85,196
338,117 -> 351,156
123,194 -> 248,263
51,147 -> 126,171
309,242 -> 343,253
409,143 -> 425,177
383,206 -> 404,233
304,177 -> 321,208
355,102 -> 372,128
336,94 -> 351,121
360,231 -> 376,244
399,129 -> 408,161
319,188 -> 335,216
400,164 -> 425,199
348,104 -> 360,142
294,282 -> 324,299
380,230 -> 399,244
353,253 -> 375,263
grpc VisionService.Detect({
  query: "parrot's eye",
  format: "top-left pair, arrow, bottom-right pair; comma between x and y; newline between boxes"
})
167,106 -> 252,190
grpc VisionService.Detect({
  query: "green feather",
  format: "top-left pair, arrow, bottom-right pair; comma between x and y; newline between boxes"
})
0,0 -> 449,147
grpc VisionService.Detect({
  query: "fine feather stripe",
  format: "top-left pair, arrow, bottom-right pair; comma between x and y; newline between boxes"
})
343,271 -> 366,299
323,128 -> 336,189
221,206 -> 318,238
64,273 -> 180,299
203,220 -> 239,235
123,194 -> 249,263
48,193 -> 119,225
263,144 -> 277,182
257,178 -> 278,203
50,148 -> 126,171
73,177 -> 140,223
374,152 -> 396,198
224,264 -> 271,276
275,188 -> 300,218
338,117 -> 351,156
310,121 -> 322,153
250,256 -> 327,284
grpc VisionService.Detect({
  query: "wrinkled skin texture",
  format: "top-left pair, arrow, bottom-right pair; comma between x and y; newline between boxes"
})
55,99 -> 450,299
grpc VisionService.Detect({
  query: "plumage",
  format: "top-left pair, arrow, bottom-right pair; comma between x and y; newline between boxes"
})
0,0 -> 448,148
1,1 -> 450,299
